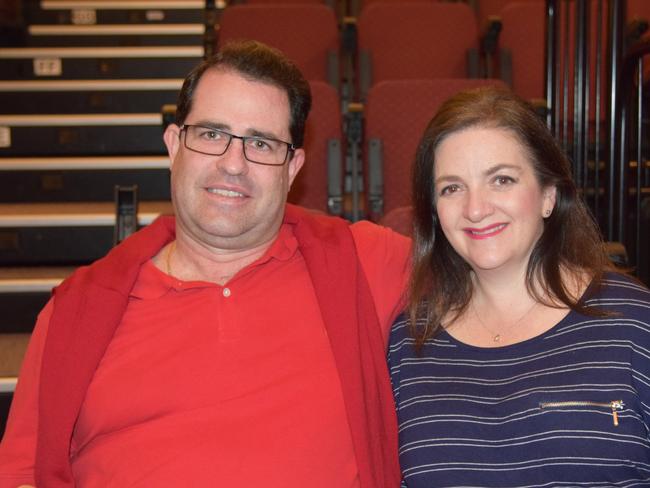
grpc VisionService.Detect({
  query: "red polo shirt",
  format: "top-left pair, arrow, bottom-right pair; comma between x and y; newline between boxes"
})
0,220 -> 409,488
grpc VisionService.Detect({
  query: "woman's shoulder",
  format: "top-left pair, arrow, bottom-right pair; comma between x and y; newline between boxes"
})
582,271 -> 650,324
591,271 -> 650,301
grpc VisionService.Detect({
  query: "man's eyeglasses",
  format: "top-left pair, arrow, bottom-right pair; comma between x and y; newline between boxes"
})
179,124 -> 296,166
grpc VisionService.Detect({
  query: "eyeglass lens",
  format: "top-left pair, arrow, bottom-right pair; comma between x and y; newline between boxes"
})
184,125 -> 289,166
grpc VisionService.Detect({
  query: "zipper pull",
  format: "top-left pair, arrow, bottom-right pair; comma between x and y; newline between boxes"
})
611,400 -> 625,426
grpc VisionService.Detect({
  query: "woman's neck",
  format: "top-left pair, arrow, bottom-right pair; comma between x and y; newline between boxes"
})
446,269 -> 573,347
471,267 -> 535,312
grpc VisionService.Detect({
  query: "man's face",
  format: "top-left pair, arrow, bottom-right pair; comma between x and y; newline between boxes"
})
163,68 -> 304,252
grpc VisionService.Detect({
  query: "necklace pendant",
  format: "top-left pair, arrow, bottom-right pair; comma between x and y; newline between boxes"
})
493,334 -> 501,343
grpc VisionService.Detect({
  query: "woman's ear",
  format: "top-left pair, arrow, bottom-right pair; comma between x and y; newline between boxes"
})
542,185 -> 557,217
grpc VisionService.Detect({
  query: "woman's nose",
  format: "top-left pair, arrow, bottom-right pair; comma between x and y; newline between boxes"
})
463,188 -> 494,222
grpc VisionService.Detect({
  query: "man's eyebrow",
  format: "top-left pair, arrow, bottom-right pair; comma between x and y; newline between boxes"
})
187,122 -> 283,141
191,121 -> 230,130
248,129 -> 284,141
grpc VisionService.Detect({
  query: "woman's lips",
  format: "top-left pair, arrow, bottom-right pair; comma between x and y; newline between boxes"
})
463,223 -> 508,239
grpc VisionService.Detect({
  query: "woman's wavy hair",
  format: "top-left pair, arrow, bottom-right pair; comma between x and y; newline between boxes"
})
409,87 -> 610,348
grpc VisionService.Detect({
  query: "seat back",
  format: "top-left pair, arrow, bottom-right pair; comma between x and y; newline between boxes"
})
357,2 -> 479,97
289,81 -> 343,214
218,4 -> 339,85
357,0 -> 429,9
364,78 -> 508,218
499,1 -> 546,100
628,0 -> 650,40
235,0 -> 328,3
628,0 -> 650,21
477,0 -> 544,27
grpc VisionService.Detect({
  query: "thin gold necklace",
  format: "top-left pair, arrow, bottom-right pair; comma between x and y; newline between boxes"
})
165,241 -> 175,276
472,298 -> 539,343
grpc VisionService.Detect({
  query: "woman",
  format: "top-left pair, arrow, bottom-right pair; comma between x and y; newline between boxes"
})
388,87 -> 650,487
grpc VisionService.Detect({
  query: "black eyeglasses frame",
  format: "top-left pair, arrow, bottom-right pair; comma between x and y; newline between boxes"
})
179,124 -> 296,167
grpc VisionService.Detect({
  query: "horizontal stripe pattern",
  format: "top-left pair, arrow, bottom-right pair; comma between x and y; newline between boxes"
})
389,274 -> 650,487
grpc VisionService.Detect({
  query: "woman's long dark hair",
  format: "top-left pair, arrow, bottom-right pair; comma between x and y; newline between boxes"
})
409,87 -> 610,349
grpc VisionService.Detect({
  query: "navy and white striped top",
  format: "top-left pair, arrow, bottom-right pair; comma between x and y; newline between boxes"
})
388,274 -> 650,487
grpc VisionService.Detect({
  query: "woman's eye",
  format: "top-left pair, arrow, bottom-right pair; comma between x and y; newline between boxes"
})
494,175 -> 516,185
439,184 -> 460,196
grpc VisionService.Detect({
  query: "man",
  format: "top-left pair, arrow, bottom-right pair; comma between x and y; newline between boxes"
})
0,41 -> 410,487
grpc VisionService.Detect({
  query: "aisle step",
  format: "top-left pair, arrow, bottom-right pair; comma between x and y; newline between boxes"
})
0,156 -> 170,202
0,201 -> 172,265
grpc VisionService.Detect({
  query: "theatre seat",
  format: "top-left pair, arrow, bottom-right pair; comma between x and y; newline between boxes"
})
218,4 -> 340,88
476,0 -> 544,28
364,78 -> 508,220
357,2 -> 480,99
290,81 -> 344,215
379,205 -> 413,237
498,1 -> 546,100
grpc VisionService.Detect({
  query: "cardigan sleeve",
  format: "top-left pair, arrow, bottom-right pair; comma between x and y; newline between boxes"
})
0,299 -> 54,488
351,221 -> 411,346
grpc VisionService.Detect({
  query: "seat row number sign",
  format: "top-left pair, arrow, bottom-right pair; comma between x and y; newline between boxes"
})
34,58 -> 62,77
72,9 -> 97,25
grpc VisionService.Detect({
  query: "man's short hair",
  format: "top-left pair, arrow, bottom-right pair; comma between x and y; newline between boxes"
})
175,40 -> 312,148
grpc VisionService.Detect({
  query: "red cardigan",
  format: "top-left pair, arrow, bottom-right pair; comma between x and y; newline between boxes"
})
35,204 -> 400,488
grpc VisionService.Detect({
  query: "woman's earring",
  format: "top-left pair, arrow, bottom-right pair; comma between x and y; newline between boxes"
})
544,209 -> 552,217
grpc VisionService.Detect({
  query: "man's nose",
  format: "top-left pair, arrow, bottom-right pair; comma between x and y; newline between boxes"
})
216,137 -> 249,175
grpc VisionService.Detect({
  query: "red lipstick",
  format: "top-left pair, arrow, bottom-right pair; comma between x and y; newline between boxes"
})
463,223 -> 508,240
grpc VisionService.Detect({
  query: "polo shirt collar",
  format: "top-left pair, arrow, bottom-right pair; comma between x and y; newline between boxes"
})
130,223 -> 298,300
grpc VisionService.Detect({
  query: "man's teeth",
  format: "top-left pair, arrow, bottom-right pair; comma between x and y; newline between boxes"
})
471,224 -> 506,235
208,188 -> 244,197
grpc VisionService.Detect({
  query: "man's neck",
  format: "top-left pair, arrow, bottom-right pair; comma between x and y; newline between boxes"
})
153,233 -> 277,285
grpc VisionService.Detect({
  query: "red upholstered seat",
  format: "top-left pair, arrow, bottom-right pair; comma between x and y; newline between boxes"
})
240,0 -> 326,3
379,206 -> 414,238
476,0 -> 543,28
364,78 -> 508,219
498,1 -> 546,101
289,81 -> 344,214
218,4 -> 339,84
357,2 -> 480,98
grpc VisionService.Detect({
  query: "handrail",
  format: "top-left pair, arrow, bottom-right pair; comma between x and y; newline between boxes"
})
613,38 -> 650,275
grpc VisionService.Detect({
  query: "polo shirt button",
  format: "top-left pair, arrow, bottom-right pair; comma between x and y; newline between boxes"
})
223,287 -> 231,297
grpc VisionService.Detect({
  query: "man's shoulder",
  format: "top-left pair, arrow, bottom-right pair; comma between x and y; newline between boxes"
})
350,220 -> 411,252
57,215 -> 175,293
285,205 -> 411,259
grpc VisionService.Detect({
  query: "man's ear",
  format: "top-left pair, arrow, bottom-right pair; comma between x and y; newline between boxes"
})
287,148 -> 305,188
163,124 -> 181,168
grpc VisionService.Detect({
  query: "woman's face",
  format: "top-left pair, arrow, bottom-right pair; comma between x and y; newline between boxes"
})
433,126 -> 556,278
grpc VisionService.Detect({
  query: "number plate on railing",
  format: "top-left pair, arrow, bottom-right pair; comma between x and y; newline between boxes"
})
71,9 -> 97,25
33,58 -> 62,77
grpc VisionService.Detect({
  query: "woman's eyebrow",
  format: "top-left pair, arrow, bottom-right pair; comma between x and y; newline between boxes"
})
484,163 -> 523,177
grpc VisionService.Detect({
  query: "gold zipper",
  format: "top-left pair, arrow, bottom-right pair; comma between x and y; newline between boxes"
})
539,400 -> 625,426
